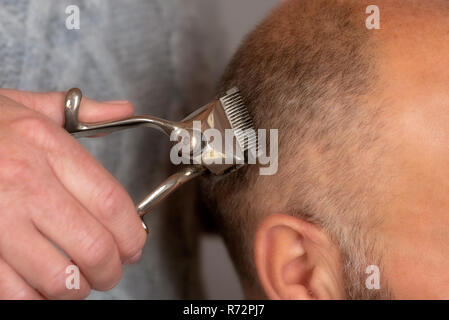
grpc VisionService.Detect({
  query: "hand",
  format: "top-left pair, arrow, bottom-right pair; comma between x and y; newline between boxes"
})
0,89 -> 147,299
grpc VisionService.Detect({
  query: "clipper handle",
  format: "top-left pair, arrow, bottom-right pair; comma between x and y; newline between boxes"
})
64,88 -> 179,138
64,88 -> 209,233
137,165 -> 206,223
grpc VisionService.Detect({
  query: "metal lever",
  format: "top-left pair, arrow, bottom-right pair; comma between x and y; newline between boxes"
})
136,165 -> 206,217
65,88 -> 180,138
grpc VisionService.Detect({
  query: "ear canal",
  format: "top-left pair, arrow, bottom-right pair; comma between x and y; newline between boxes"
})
283,254 -> 314,286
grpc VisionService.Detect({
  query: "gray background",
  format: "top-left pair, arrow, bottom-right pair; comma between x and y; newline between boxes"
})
201,0 -> 279,300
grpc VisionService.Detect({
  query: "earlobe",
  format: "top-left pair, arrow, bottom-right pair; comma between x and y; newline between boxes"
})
254,214 -> 345,300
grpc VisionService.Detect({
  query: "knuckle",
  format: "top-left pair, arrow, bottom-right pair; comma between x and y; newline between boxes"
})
11,116 -> 56,149
97,183 -> 129,220
95,184 -> 145,260
13,116 -> 48,136
82,232 -> 116,268
0,157 -> 33,183
121,229 -> 146,260
44,267 -> 91,300
98,267 -> 122,292
43,266 -> 71,298
74,285 -> 91,300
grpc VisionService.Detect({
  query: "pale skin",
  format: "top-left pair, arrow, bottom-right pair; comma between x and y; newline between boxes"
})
251,0 -> 449,300
0,90 -> 147,299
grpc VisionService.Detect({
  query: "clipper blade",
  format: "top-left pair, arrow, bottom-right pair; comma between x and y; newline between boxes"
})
220,88 -> 257,157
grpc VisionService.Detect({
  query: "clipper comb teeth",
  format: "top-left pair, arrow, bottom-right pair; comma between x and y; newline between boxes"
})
220,88 -> 257,157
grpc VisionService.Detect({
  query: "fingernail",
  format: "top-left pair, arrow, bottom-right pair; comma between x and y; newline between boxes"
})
103,100 -> 130,105
124,250 -> 142,265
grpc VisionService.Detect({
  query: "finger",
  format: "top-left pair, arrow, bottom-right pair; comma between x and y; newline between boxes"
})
0,258 -> 44,300
30,173 -> 122,291
0,222 -> 91,300
0,89 -> 134,126
40,125 -> 147,263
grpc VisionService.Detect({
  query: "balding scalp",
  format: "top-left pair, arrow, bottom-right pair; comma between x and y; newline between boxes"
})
202,0 -> 389,298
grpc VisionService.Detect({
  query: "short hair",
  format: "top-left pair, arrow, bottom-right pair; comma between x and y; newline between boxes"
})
203,0 -> 391,298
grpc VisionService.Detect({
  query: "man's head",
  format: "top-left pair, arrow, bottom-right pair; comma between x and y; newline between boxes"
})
203,0 -> 449,299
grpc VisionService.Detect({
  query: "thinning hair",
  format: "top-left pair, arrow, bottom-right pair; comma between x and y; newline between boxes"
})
203,0 -> 393,299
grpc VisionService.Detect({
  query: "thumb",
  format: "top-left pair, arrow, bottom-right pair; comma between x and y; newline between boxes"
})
0,89 -> 134,126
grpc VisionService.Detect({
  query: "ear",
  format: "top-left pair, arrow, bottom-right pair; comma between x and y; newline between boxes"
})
254,214 -> 346,300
